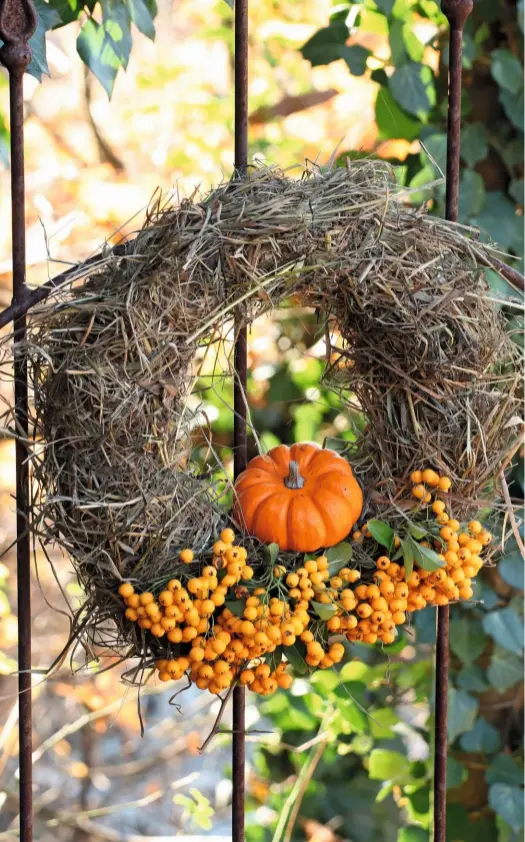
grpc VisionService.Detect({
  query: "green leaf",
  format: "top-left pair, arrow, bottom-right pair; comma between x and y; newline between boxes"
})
374,0 -> 395,14
400,537 -> 414,582
341,44 -> 370,76
285,642 -> 309,675
369,707 -> 399,738
458,664 -> 489,693
102,0 -> 132,69
265,543 -> 279,565
487,646 -> 524,692
509,180 -> 524,208
411,539 -> 445,571
300,21 -> 349,67
407,523 -> 427,540
369,749 -> 412,783
265,645 -> 283,671
127,0 -> 155,39
499,87 -> 525,132
367,519 -> 394,550
473,191 -> 524,254
421,131 -> 447,175
397,828 -> 429,842
459,169 -> 486,219
376,87 -> 422,141
225,599 -> 245,617
460,124 -> 489,167
448,688 -> 479,743
77,17 -> 122,97
25,0 -> 60,81
389,19 -> 424,64
491,49 -> 524,95
447,757 -> 467,791
489,784 -> 524,833
460,718 -> 501,753
388,62 -> 433,117
482,608 -> 524,656
326,542 -> 353,566
338,699 -> 369,733
450,618 -> 487,666
499,552 -> 524,591
487,755 -> 524,788
311,600 -> 338,620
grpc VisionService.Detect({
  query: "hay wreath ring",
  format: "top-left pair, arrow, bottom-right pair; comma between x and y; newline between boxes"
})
8,161 -> 523,717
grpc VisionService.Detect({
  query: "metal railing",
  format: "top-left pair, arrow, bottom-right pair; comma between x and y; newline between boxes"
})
0,1 -> 522,840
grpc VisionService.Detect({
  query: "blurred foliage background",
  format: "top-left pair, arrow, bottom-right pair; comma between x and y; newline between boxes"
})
0,0 -> 523,840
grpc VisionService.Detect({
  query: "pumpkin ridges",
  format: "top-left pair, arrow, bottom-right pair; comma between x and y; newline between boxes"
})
234,470 -> 279,492
267,445 -> 293,476
308,487 -> 357,544
252,491 -> 292,546
286,494 -> 327,552
306,449 -> 354,477
234,487 -> 276,531
240,455 -> 281,476
289,442 -> 320,472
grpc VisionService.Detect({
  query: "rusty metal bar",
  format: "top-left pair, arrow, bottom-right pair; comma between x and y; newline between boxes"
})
435,3 -> 473,842
232,0 -> 249,840
0,0 -> 37,839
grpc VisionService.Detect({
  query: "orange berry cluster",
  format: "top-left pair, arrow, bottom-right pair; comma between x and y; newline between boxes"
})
117,472 -> 492,698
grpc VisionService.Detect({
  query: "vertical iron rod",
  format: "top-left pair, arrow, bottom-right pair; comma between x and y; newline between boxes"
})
435,4 -> 472,842
232,1 -> 249,841
0,1 -> 37,839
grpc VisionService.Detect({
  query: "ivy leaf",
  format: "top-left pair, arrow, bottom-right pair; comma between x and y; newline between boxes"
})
460,718 -> 501,753
482,607 -> 524,656
285,642 -> 309,675
450,618 -> 487,666
458,664 -> 489,693
447,688 -> 479,743
311,600 -> 338,620
127,0 -> 155,39
400,537 -> 414,581
489,784 -> 524,833
460,123 -> 489,167
447,757 -> 467,791
300,21 -> 349,67
376,87 -> 422,142
389,62 -> 433,117
491,49 -> 524,94
77,18 -> 122,97
341,44 -> 370,76
367,519 -> 394,550
486,755 -> 524,788
487,646 -> 523,692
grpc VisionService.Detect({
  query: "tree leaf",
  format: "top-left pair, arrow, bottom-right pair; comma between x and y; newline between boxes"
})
486,755 -> 524,787
264,543 -> 279,565
367,519 -> 394,550
388,62 -> 433,117
311,600 -> 338,620
389,18 -> 424,65
285,642 -> 309,675
25,0 -> 60,81
400,537 -> 414,581
460,718 -> 501,753
487,646 -> 524,692
341,44 -> 370,76
450,618 -> 487,666
491,49 -> 524,94
300,21 -> 349,67
77,18 -> 122,97
482,607 -> 524,656
376,87 -> 422,141
127,0 -> 155,39
411,538 -> 445,571
338,698 -> 369,733
421,131 -> 448,175
460,123 -> 489,167
101,0 -> 132,70
407,523 -> 427,540
447,688 -> 479,743
499,87 -> 525,132
326,542 -> 353,565
225,599 -> 245,617
499,551 -> 524,591
489,784 -> 524,833
368,707 -> 398,738
369,749 -> 413,784
397,828 -> 429,842
374,0 -> 395,14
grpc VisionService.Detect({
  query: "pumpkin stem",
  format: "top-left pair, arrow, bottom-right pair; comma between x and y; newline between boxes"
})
284,460 -> 305,490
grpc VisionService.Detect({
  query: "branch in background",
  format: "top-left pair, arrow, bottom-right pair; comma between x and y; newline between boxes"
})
249,89 -> 338,125
84,66 -> 125,173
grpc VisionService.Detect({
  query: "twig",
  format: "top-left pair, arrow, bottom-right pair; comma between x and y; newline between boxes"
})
272,738 -> 327,842
499,470 -> 525,558
198,682 -> 236,752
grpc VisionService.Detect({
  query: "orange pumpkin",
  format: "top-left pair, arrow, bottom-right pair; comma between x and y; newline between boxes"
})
233,443 -> 363,552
